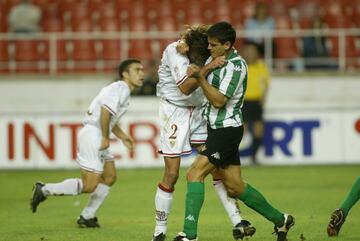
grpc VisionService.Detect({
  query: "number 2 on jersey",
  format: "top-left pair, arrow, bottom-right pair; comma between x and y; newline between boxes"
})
169,124 -> 178,139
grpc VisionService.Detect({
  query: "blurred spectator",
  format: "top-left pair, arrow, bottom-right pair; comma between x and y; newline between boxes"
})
302,16 -> 335,69
137,60 -> 159,95
8,0 -> 42,33
244,2 -> 275,56
241,42 -> 270,165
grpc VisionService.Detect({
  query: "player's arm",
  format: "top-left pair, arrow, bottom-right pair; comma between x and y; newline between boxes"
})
187,64 -> 228,108
178,56 -> 226,95
178,76 -> 199,95
100,106 -> 112,150
202,56 -> 227,77
112,124 -> 134,151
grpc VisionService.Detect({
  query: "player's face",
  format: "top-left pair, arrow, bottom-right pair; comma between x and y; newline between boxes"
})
208,37 -> 229,58
126,63 -> 145,88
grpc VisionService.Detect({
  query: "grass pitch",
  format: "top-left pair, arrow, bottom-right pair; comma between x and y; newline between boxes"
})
0,165 -> 359,241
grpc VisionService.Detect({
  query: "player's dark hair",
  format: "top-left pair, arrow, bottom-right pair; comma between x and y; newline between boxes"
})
207,21 -> 236,46
118,59 -> 141,78
185,26 -> 210,67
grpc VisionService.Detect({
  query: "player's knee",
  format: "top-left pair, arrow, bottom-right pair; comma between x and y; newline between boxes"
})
103,173 -> 117,186
165,171 -> 179,186
226,183 -> 245,197
82,183 -> 97,193
186,167 -> 203,182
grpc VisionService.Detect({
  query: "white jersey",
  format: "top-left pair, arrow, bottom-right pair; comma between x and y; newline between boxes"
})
83,80 -> 130,131
157,41 -> 204,107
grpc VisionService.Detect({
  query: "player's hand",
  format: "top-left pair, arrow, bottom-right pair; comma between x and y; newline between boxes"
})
187,64 -> 201,78
208,56 -> 226,70
176,40 -> 189,55
99,137 -> 110,150
122,135 -> 134,152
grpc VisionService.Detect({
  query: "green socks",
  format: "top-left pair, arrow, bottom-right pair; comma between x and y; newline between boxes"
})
340,177 -> 360,217
183,182 -> 205,239
238,183 -> 284,227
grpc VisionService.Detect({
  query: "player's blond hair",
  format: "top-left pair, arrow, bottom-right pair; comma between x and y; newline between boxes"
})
180,24 -> 210,66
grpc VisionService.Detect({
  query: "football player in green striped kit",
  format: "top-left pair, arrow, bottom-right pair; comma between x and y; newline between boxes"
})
173,22 -> 295,241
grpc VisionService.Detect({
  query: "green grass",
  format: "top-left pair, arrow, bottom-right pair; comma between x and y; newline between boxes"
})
0,165 -> 359,241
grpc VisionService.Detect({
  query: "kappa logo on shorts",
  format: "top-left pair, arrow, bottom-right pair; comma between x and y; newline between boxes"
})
211,152 -> 221,160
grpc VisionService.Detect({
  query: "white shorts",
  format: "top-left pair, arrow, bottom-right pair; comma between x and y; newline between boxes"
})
159,99 -> 207,157
76,125 -> 114,173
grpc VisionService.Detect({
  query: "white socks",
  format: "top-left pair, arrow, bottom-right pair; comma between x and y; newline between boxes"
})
213,180 -> 242,226
42,178 -> 83,196
154,185 -> 173,235
81,183 -> 110,219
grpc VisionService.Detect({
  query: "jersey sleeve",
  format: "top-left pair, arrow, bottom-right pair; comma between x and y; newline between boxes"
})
166,43 -> 190,86
219,61 -> 245,99
101,88 -> 120,116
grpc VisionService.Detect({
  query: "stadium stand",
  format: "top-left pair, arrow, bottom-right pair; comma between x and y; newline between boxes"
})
0,0 -> 358,73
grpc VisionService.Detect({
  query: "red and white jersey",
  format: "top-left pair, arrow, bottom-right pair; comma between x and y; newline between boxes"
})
157,41 -> 204,107
83,80 -> 130,130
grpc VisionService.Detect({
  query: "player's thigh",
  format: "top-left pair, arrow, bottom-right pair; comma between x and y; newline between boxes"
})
187,154 -> 215,182
210,168 -> 223,180
163,156 -> 181,177
77,125 -> 104,174
190,107 -> 207,145
81,169 -> 101,193
159,102 -> 192,155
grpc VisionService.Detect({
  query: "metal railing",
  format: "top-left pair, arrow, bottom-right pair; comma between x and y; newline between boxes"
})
0,28 -> 359,74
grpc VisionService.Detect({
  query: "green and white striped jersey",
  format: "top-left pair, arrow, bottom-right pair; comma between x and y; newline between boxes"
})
203,48 -> 248,129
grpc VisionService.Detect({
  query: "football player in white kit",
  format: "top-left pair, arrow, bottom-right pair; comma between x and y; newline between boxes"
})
151,25 -> 255,241
30,59 -> 145,228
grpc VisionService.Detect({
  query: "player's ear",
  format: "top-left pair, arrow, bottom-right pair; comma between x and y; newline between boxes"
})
122,71 -> 129,79
224,41 -> 232,50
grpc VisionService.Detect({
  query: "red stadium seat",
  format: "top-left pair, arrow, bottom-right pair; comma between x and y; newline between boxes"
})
88,0 -> 107,14
42,39 -> 69,61
95,2 -> 118,20
41,3 -> 61,20
128,39 -> 153,60
215,2 -> 231,22
0,40 -> 10,73
99,17 -> 121,32
276,36 -> 299,59
72,18 -> 93,32
128,18 -> 148,31
0,40 -> 9,61
14,40 -> 41,72
42,19 -> 65,32
72,39 -> 97,61
187,0 -> 202,24
0,10 -> 7,32
15,40 -> 40,61
157,16 -> 176,31
3,0 -> 21,10
328,35 -> 358,58
32,0 -> 57,7
101,39 -> 121,61
275,16 -> 299,58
